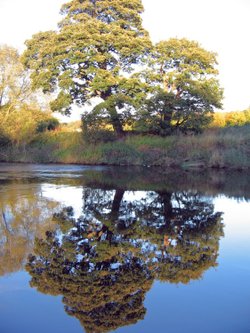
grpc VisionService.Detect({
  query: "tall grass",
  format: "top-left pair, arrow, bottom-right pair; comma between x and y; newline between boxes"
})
1,125 -> 250,169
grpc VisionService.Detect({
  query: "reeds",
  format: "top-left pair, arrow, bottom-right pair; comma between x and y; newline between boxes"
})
1,125 -> 249,170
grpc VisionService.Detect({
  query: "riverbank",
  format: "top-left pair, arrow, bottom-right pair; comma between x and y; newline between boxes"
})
0,125 -> 250,170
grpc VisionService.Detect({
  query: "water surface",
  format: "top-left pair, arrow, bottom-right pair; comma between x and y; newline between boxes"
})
0,164 -> 250,333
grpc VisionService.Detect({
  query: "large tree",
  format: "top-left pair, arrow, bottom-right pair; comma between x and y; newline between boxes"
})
22,0 -> 151,135
136,38 -> 224,134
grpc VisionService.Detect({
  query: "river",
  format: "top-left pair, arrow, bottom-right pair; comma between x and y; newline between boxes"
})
0,164 -> 250,333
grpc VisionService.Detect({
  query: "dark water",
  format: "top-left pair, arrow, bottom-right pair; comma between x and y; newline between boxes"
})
0,164 -> 250,333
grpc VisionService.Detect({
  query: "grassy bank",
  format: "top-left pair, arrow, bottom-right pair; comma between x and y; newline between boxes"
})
1,125 -> 250,169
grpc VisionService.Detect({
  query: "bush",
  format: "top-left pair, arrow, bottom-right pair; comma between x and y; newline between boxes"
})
0,106 -> 58,147
36,118 -> 60,133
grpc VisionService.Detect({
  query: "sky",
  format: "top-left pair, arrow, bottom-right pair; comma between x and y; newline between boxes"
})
0,0 -> 249,113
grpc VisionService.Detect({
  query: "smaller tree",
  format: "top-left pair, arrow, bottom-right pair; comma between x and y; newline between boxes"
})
0,45 -> 31,115
0,105 -> 58,147
136,38 -> 223,134
0,45 -> 59,147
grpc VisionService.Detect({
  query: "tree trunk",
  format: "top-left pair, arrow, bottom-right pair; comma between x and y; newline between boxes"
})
157,191 -> 173,223
109,106 -> 124,136
110,189 -> 125,221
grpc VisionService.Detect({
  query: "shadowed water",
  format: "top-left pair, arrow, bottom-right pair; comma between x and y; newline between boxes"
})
0,164 -> 250,333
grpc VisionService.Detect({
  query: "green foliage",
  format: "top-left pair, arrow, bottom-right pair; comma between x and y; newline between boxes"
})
22,1 -> 224,138
23,0 -> 151,134
210,112 -> 226,127
82,94 -> 139,137
0,45 -> 59,147
210,108 -> 250,128
225,111 -> 246,126
0,45 -> 31,112
31,131 -> 86,163
244,109 -> 250,124
36,117 -> 60,133
136,38 -> 223,134
0,105 -> 58,147
1,125 -> 250,169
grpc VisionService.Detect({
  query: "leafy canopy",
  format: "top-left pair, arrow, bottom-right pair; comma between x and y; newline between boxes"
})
22,2 -> 223,136
23,0 -> 151,134
0,45 -> 58,146
0,45 -> 31,112
136,38 -> 223,134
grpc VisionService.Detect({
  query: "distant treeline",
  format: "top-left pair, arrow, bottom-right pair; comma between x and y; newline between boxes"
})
211,109 -> 250,127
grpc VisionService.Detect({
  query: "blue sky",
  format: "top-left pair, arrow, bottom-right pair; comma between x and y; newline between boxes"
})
0,0 -> 249,112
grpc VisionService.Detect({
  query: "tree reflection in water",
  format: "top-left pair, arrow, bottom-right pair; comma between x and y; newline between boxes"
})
0,182 -> 59,276
26,188 -> 224,333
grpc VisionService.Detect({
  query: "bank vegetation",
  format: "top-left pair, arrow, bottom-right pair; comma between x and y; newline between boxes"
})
1,123 -> 249,170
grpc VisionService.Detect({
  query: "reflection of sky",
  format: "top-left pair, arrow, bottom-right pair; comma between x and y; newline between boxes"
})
0,273 -> 82,333
1,184 -> 250,333
41,185 -> 157,218
41,184 -> 250,264
41,184 -> 250,259
214,196 -> 250,276
41,184 -> 84,218
120,195 -> 250,333
41,184 -> 250,231
214,196 -> 250,248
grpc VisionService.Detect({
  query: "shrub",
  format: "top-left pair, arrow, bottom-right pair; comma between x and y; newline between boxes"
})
36,118 -> 59,132
0,105 -> 59,147
225,111 -> 246,127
